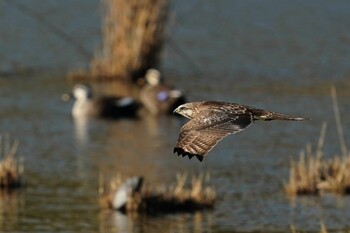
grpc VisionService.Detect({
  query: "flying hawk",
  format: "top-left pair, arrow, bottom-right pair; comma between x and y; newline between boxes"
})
173,101 -> 308,162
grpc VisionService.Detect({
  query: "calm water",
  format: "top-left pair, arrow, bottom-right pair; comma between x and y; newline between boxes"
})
1,1 -> 350,232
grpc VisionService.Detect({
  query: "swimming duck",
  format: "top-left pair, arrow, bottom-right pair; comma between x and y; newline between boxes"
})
71,84 -> 139,119
112,176 -> 143,210
139,69 -> 186,115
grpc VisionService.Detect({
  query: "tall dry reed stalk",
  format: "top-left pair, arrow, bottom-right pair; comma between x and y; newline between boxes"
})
88,0 -> 169,81
285,87 -> 350,195
0,134 -> 24,189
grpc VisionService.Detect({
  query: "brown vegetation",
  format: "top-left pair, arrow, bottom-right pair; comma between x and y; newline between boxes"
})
99,173 -> 216,214
0,135 -> 23,189
285,87 -> 350,195
285,122 -> 350,195
69,0 -> 169,82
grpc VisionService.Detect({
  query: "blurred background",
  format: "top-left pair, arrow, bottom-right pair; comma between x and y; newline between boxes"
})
1,0 -> 350,232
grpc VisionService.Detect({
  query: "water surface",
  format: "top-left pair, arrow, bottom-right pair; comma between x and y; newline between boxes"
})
1,1 -> 350,232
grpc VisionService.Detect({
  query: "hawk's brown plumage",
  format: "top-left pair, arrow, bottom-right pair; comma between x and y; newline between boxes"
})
173,101 -> 308,161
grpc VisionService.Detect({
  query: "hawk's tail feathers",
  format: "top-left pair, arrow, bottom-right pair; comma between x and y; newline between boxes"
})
173,147 -> 204,162
254,111 -> 310,121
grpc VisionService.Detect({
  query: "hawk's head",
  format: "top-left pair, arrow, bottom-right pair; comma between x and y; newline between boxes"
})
173,102 -> 201,119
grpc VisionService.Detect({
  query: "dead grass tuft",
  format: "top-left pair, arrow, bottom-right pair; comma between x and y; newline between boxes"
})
0,134 -> 24,189
285,87 -> 350,195
99,173 -> 216,214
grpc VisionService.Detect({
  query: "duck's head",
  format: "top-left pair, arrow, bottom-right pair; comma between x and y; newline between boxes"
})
145,69 -> 162,86
73,84 -> 93,101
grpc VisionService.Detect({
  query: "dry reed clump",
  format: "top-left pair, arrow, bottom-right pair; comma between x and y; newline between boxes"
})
0,135 -> 24,189
142,173 -> 216,214
99,173 -> 216,214
69,0 -> 169,82
285,87 -> 350,195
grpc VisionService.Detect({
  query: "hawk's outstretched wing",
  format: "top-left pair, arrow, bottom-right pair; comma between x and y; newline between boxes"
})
173,109 -> 253,161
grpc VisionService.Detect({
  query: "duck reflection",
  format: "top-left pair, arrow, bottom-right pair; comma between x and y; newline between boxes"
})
99,210 -> 215,233
73,116 -> 90,146
68,83 -> 140,145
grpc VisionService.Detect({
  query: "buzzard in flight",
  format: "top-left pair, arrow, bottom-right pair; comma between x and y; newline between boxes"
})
173,101 -> 308,162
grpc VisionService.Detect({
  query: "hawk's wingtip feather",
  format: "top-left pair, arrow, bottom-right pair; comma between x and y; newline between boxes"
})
196,155 -> 203,162
173,147 -> 203,162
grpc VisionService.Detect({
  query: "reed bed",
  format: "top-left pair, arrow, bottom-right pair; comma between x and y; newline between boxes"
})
0,135 -> 24,189
285,87 -> 350,195
69,0 -> 169,82
99,173 -> 216,214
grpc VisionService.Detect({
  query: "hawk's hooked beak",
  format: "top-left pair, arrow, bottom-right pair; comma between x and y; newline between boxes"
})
173,107 -> 180,115
173,105 -> 188,118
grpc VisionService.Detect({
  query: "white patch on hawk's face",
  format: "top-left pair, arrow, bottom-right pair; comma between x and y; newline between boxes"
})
173,104 -> 195,119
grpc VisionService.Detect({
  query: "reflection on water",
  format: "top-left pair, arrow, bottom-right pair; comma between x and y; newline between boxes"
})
0,190 -> 23,231
74,117 -> 90,146
99,210 -> 215,233
287,195 -> 350,232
